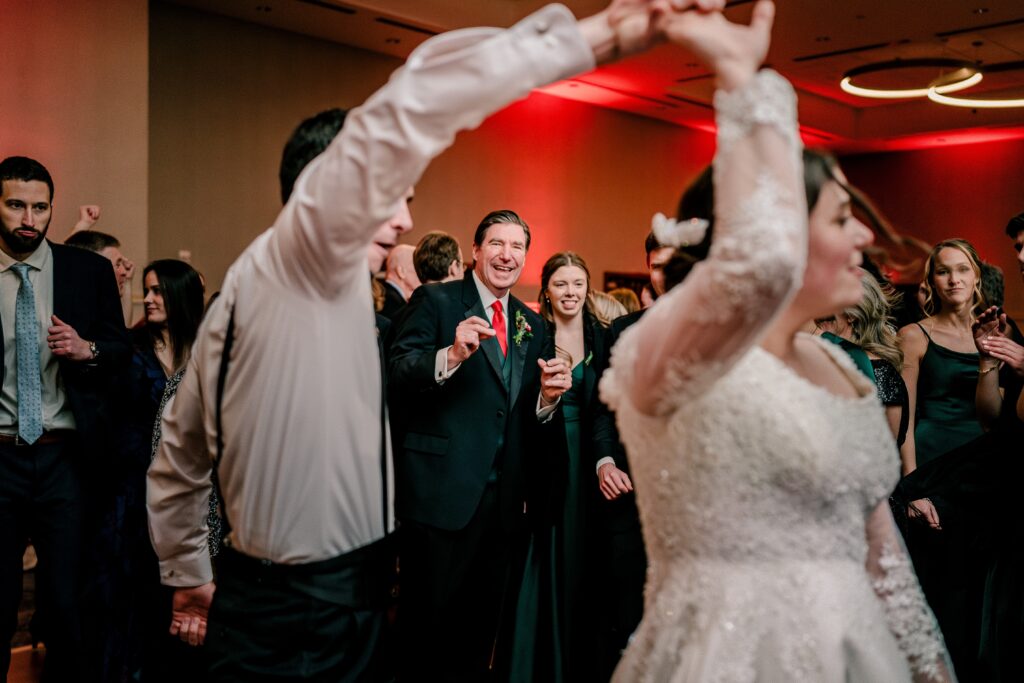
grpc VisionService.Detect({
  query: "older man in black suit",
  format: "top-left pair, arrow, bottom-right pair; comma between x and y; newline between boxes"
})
389,209 -> 570,680
0,156 -> 128,681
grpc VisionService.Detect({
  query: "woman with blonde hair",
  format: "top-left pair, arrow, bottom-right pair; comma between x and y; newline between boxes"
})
591,290 -> 629,325
818,269 -> 908,445
899,239 -> 986,489
897,237 -> 987,678
607,287 -> 641,315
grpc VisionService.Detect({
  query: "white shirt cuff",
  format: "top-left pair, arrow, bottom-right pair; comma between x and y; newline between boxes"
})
595,456 -> 616,474
435,346 -> 461,383
536,393 -> 559,422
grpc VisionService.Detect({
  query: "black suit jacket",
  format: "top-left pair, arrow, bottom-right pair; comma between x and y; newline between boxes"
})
0,242 -> 130,454
388,273 -> 548,532
379,281 -> 407,320
531,313 -> 614,523
591,309 -> 645,532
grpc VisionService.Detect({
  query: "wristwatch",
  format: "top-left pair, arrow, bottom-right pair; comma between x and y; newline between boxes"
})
88,341 -> 99,360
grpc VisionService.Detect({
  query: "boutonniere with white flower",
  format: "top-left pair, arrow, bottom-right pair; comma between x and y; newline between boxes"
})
513,310 -> 533,347
651,212 -> 710,248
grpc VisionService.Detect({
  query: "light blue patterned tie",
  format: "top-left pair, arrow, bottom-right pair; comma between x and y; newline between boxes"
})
11,263 -> 43,444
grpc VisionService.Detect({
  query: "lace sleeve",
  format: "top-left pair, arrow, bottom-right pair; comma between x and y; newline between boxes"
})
865,501 -> 956,682
602,70 -> 806,416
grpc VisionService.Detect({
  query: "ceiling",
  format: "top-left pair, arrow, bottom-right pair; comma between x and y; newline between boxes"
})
166,0 -> 1024,152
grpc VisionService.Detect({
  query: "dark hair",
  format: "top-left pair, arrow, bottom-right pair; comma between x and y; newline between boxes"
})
538,251 -> 598,325
920,238 -> 986,317
1006,211 -> 1024,239
142,259 -> 205,370
673,165 -> 715,262
0,156 -> 54,202
279,108 -> 347,204
670,150 -> 906,276
414,231 -> 461,283
473,210 -> 531,250
980,261 -> 1005,309
644,231 -> 664,260
65,230 -> 120,253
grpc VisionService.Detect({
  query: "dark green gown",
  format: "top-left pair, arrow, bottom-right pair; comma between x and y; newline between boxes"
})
510,361 -> 592,682
912,322 -> 983,467
903,322 -> 984,680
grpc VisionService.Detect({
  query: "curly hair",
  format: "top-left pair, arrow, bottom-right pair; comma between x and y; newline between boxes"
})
843,271 -> 903,369
920,238 -> 986,317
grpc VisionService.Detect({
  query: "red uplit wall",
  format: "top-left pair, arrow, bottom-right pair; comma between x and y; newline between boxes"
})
840,137 -> 1024,317
415,91 -> 717,299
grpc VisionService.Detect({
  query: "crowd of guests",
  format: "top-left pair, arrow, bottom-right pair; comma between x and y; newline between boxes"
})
2,0 -> 1023,681
814,227 -> 1024,681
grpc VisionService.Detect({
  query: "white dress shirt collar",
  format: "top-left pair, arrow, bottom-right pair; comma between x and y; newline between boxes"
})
0,239 -> 50,273
471,270 -> 510,328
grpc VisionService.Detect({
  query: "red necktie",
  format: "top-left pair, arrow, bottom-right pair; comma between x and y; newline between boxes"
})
491,301 -> 508,357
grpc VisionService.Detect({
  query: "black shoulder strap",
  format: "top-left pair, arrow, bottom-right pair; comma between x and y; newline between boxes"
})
377,323 -> 390,534
213,303 -> 236,538
215,304 -> 236,470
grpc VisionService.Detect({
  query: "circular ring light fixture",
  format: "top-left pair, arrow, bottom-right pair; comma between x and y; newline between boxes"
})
840,59 -> 982,99
926,60 -> 1024,108
926,89 -> 1024,108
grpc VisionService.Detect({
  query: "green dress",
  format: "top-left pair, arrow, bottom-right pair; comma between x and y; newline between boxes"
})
510,361 -> 592,682
904,322 -> 985,679
912,322 -> 983,467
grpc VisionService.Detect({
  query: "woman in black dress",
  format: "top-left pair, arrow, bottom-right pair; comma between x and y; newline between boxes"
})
510,251 -> 611,683
92,259 -> 204,682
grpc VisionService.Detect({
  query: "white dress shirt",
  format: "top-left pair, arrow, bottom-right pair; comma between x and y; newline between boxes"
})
147,3 -> 594,587
0,242 -> 76,434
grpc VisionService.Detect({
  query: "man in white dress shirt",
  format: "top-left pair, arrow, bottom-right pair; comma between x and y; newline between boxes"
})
147,1 -> 683,680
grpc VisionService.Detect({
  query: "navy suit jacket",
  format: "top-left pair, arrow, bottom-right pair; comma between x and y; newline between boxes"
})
388,273 -> 548,532
0,242 -> 130,454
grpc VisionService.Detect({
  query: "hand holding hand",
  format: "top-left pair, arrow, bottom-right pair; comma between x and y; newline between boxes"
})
973,306 -> 1009,354
170,582 -> 215,646
448,316 -> 496,366
979,336 -> 1024,377
908,498 -> 941,531
598,462 -> 634,500
539,357 -> 572,405
658,0 -> 775,91
47,315 -> 93,362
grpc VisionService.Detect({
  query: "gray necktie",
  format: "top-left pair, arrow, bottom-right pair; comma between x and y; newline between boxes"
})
12,263 -> 43,444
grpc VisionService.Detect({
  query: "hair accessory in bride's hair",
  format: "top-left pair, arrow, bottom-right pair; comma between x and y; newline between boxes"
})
651,212 -> 709,249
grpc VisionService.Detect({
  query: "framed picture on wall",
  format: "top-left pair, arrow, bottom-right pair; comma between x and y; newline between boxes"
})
602,271 -> 648,297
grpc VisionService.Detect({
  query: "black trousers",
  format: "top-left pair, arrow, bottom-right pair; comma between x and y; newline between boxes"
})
398,484 -> 524,683
204,536 -> 397,682
0,436 -> 85,683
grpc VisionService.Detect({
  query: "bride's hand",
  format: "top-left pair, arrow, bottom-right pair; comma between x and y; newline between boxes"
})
658,0 -> 775,91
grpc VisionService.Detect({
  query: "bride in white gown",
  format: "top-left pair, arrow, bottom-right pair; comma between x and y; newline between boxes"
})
601,1 -> 954,681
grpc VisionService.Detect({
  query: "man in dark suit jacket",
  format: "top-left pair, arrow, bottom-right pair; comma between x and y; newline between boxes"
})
389,209 -> 569,681
0,156 -> 129,681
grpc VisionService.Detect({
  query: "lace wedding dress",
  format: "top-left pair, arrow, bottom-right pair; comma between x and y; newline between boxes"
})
600,71 -> 952,682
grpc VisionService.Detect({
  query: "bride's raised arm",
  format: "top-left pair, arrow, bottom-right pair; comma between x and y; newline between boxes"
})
602,0 -> 808,416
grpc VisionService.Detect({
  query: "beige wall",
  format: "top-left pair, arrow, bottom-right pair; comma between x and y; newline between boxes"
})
148,2 -> 716,299
149,2 -> 402,293
0,0 -> 148,288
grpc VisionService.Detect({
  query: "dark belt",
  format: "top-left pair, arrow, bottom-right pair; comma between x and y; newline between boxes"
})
217,535 -> 398,609
0,430 -> 75,446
